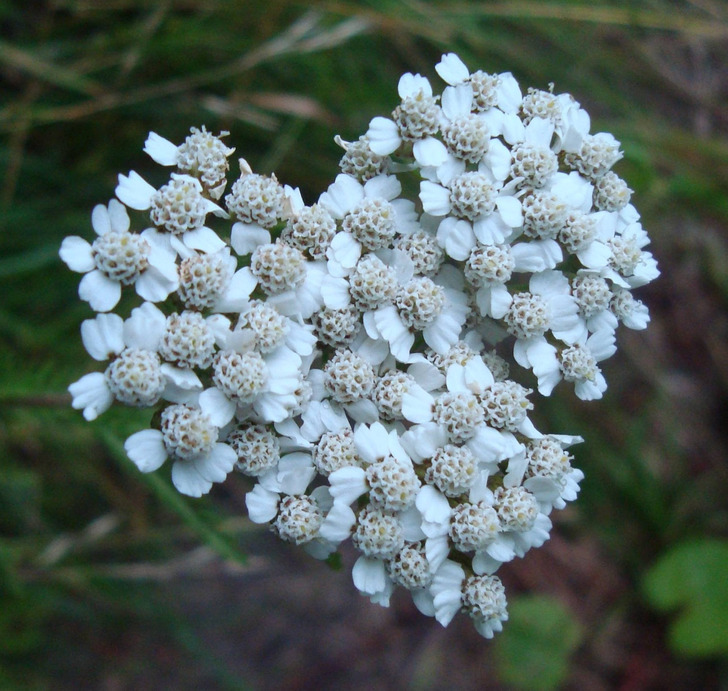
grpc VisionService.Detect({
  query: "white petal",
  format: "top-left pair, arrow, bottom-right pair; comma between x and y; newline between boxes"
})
413,137 -> 448,167
363,174 -> 401,201
171,460 -> 212,497
472,550 -> 502,575
511,240 -> 562,273
398,73 -> 432,99
106,199 -> 131,233
182,226 -> 226,253
91,203 -> 112,236
81,312 -> 124,360
431,560 -> 465,626
78,270 -> 121,312
143,132 -> 179,166
436,53 -> 470,85
115,171 -> 156,210
496,73 -> 522,113
482,139 -> 512,181
198,387 -> 236,427
245,485 -> 279,523
328,466 -> 368,505
135,266 -> 178,303
321,275 -> 351,309
274,452 -> 316,495
441,83 -> 472,121
424,536 -> 450,575
319,174 -> 364,218
68,372 -> 113,421
59,236 -> 94,273
401,386 -> 435,424
124,301 -> 166,350
354,421 -> 390,464
230,223 -> 270,256
193,443 -> 236,483
419,181 -> 451,216
161,365 -> 203,403
124,429 -> 167,472
495,195 -> 523,228
365,117 -> 401,156
352,556 -> 387,595
437,217 -> 475,261
319,503 -> 356,543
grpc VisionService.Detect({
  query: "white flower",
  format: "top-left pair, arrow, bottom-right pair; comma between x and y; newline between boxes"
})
116,171 -> 227,256
517,328 -> 616,399
59,199 -> 178,312
68,307 -> 203,420
125,404 -> 236,497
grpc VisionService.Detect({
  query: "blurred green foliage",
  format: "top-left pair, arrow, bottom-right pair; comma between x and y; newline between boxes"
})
2,0 -> 728,688
643,539 -> 728,658
493,595 -> 583,691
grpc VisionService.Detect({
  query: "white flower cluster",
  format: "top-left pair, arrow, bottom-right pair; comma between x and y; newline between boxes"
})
61,56 -> 658,638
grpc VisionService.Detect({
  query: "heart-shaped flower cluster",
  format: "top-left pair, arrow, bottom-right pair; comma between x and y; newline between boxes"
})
61,55 -> 658,638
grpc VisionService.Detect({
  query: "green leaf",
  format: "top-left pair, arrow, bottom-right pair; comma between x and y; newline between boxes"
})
642,538 -> 728,658
493,594 -> 583,691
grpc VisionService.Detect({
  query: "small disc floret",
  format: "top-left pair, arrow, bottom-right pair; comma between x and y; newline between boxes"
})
511,143 -> 558,188
280,204 -> 336,260
313,429 -> 360,475
449,172 -> 496,221
238,300 -> 289,353
425,444 -> 477,497
159,311 -> 216,369
396,277 -> 445,329
504,292 -> 550,339
352,507 -> 405,558
393,230 -> 444,276
274,495 -> 323,545
160,404 -> 217,460
91,232 -> 150,284
251,241 -> 307,294
481,380 -> 533,430
388,543 -> 432,589
226,172 -> 285,228
433,391 -> 484,442
465,244 -> 514,287
323,349 -> 375,404
342,198 -> 397,251
365,455 -> 420,512
213,350 -> 268,403
105,349 -> 165,407
349,254 -> 397,310
449,501 -> 500,551
494,486 -> 539,532
227,424 -> 280,476
442,114 -> 490,163
150,176 -> 209,234
177,252 -> 232,310
392,91 -> 440,142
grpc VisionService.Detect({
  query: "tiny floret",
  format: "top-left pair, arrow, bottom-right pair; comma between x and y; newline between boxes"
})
213,350 -> 268,403
159,311 -> 216,369
323,349 -> 376,404
352,506 -> 405,558
274,495 -> 324,545
105,349 -> 165,407
251,241 -> 307,294
161,404 -> 218,460
396,277 -> 445,329
228,424 -> 280,476
226,172 -> 286,228
150,175 -> 209,234
449,501 -> 500,551
365,455 -> 420,512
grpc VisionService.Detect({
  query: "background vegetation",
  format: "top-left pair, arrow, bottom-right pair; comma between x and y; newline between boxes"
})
2,1 -> 727,688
